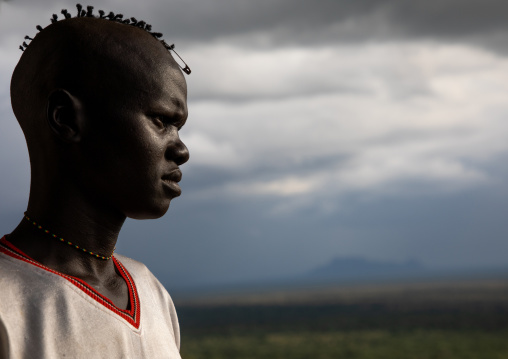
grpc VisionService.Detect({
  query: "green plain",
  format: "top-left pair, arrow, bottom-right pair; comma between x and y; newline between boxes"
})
176,280 -> 508,358
181,330 -> 508,359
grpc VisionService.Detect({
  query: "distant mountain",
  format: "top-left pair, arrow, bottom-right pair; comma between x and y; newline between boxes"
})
164,257 -> 508,297
304,257 -> 426,282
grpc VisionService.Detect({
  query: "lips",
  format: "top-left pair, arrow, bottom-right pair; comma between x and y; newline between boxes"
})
162,169 -> 182,182
161,169 -> 182,195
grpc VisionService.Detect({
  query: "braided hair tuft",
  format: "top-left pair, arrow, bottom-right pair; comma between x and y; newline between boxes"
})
18,4 -> 191,74
61,9 -> 71,19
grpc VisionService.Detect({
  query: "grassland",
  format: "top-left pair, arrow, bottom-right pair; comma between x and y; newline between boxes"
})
181,330 -> 508,359
176,279 -> 508,358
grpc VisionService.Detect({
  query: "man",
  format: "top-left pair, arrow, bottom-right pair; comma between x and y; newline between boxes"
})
0,5 -> 190,358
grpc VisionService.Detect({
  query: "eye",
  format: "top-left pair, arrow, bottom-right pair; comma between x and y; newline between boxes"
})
151,115 -> 184,130
152,116 -> 165,128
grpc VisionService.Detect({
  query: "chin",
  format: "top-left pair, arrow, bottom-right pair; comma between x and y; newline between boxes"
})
126,201 -> 172,220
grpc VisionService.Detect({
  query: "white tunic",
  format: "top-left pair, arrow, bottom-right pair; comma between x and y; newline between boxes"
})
0,236 -> 181,359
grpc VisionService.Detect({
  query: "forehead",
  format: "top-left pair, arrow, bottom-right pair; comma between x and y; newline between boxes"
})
134,63 -> 188,117
134,58 -> 186,107
92,30 -> 188,115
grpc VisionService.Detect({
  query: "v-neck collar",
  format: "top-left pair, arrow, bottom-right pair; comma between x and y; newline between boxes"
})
0,236 -> 141,329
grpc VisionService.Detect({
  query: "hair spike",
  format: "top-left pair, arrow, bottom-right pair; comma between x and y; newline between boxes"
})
61,9 -> 71,19
18,4 -> 192,75
160,40 -> 174,50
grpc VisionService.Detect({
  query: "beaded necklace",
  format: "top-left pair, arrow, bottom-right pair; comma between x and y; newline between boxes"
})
24,213 -> 114,260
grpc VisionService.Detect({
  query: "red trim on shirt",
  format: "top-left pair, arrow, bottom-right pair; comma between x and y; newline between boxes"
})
0,236 -> 140,329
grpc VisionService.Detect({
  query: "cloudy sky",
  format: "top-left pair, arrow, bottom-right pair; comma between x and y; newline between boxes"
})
1,0 -> 507,289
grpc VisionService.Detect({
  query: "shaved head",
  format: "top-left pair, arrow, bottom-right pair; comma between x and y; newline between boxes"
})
9,14 -> 189,219
11,17 -> 183,150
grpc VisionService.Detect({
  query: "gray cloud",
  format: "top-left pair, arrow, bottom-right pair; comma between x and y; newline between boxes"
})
144,0 -> 508,54
150,1 -> 508,39
5,0 -> 508,48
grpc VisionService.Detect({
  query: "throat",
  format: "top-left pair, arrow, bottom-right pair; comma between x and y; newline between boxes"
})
54,258 -> 131,310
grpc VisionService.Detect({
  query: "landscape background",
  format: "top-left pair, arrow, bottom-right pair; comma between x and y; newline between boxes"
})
1,1 -> 508,357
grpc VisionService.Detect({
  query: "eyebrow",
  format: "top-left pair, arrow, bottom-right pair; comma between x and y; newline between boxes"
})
151,99 -> 188,123
164,99 -> 187,119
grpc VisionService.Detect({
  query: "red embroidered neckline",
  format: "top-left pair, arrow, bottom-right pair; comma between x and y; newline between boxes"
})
0,236 -> 140,329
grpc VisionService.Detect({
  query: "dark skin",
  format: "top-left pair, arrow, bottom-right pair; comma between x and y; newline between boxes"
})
7,18 -> 189,309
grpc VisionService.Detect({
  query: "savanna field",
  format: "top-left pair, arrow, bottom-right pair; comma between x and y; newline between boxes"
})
175,279 -> 508,359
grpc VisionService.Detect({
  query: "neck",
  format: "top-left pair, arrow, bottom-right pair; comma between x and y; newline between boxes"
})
7,178 -> 126,280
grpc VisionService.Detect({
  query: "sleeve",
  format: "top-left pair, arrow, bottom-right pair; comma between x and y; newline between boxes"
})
168,296 -> 181,351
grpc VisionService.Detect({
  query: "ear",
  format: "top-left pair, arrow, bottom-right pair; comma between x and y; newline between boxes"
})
46,89 -> 86,143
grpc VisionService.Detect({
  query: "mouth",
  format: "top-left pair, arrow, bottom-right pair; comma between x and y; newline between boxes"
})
162,169 -> 182,183
161,169 -> 182,196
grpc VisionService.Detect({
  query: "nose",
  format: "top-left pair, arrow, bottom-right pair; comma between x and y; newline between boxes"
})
166,135 -> 189,166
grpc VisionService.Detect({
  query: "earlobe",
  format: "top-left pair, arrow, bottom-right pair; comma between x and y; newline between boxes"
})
47,89 -> 85,143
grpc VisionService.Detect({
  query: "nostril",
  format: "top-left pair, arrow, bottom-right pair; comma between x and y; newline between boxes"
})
178,143 -> 190,165
167,140 -> 189,166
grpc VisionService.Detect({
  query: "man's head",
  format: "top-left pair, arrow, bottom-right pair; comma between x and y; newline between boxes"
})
10,10 -> 190,219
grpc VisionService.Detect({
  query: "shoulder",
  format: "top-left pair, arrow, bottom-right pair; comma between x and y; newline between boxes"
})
113,253 -> 149,275
0,248 -> 49,288
0,249 -> 70,324
113,253 -> 181,349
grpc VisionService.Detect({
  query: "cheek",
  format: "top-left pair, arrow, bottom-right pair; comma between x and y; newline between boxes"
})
84,117 -> 167,186
130,137 -> 167,173
117,133 -> 167,185
110,123 -> 165,162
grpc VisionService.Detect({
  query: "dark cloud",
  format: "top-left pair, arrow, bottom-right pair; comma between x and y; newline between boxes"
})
6,0 -> 508,51
386,1 -> 508,38
160,0 -> 378,41
149,0 -> 508,52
